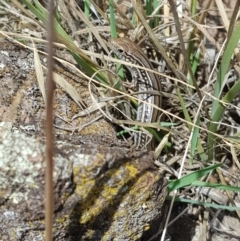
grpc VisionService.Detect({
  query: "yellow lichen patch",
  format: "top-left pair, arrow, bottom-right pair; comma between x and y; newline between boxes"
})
100,163 -> 140,200
55,216 -> 67,224
73,158 -> 142,224
68,145 -> 166,239
143,223 -> 150,231
125,162 -> 140,178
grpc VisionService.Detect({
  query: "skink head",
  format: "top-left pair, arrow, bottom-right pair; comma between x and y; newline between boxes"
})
108,37 -> 135,59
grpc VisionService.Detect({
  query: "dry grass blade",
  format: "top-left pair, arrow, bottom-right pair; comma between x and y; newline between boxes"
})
45,0 -> 54,240
163,3 -> 170,36
216,0 -> 240,58
9,0 -> 44,28
57,0 -> 78,34
70,4 -> 109,53
32,40 -> 46,104
112,1 -> 134,29
89,0 -> 109,22
215,0 -> 230,29
52,71 -> 86,109
132,2 -> 181,81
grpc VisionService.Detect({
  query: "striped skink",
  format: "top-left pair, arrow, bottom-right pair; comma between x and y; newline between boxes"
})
109,37 -> 162,150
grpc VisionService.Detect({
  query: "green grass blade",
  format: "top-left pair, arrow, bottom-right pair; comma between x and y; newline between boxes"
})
190,113 -> 200,161
211,22 -> 240,117
168,163 -> 221,191
192,181 -> 240,192
109,0 -> 117,38
84,0 -> 90,18
190,0 -> 197,16
207,79 -> 240,158
153,0 -> 159,27
167,197 -> 240,211
109,0 -> 124,86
